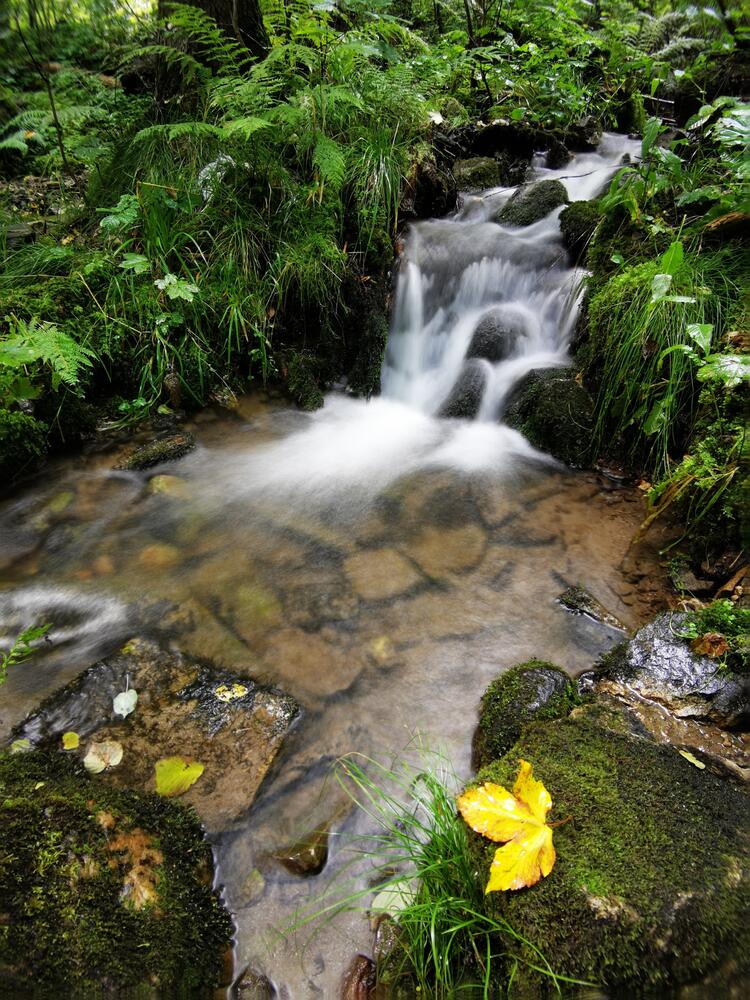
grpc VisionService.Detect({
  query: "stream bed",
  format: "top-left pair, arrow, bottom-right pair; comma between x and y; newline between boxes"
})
0,134 -> 668,996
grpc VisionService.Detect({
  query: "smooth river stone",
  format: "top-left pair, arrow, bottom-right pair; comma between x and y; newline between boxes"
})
263,627 -> 366,703
405,523 -> 486,578
343,548 -> 423,601
14,637 -> 299,835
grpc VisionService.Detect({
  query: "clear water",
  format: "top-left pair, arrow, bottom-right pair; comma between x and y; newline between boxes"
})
0,135 -> 665,996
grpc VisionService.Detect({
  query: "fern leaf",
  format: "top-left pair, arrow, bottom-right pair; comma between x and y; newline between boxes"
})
221,116 -> 272,140
312,135 -> 346,191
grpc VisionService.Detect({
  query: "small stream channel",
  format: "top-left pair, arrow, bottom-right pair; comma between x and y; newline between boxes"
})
0,134 -> 666,996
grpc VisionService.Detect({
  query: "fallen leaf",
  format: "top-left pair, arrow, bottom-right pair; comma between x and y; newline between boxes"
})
62,731 -> 80,750
83,740 -> 123,774
113,688 -> 138,717
154,756 -> 204,797
691,632 -> 729,658
457,760 -> 557,892
9,738 -> 32,754
678,750 -> 706,769
214,682 -> 248,702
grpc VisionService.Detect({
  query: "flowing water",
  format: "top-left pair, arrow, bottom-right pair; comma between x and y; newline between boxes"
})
0,134 -> 666,996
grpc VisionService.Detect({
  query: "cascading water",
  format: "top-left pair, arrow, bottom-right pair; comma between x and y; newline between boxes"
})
0,133 -> 653,998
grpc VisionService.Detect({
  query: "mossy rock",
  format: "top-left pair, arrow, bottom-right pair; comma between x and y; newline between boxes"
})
559,201 -> 601,261
452,157 -> 504,192
472,715 -> 750,992
116,432 -> 196,471
283,349 -> 324,411
0,408 -> 47,486
503,367 -> 593,467
0,750 -> 232,997
495,180 -> 568,227
472,660 -> 577,769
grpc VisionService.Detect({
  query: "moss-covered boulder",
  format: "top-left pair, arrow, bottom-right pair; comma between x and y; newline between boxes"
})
472,660 -> 577,769
116,431 -> 196,471
452,157 -> 504,191
503,366 -> 593,467
283,349 -> 324,411
495,180 -> 569,227
559,200 -> 601,261
472,713 -> 750,993
0,750 -> 233,996
438,360 -> 488,419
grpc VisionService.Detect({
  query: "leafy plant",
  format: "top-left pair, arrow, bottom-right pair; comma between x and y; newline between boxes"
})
0,315 -> 94,407
0,623 -> 51,685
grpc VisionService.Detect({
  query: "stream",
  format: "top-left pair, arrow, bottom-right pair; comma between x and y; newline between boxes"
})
0,134 -> 665,996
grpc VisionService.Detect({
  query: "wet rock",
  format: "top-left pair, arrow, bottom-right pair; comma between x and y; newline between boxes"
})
137,542 -> 181,570
263,627 -> 365,702
472,660 -> 577,769
275,825 -> 330,876
558,585 -> 627,632
559,200 -> 601,260
596,612 -> 749,729
116,431 -> 195,470
452,156 -> 504,191
234,966 -> 277,999
503,366 -> 593,467
341,954 -> 376,1000
466,309 -> 522,363
240,867 -> 266,906
401,148 -> 457,218
14,637 -> 300,835
407,523 -> 486,578
495,179 -> 569,226
568,114 -> 602,151
0,750 -> 232,995
161,597 -> 254,669
438,360 -> 488,419
344,548 -> 422,601
473,712 -> 750,992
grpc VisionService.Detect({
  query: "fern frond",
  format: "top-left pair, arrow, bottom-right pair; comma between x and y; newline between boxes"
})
0,317 -> 94,390
221,116 -> 273,140
312,135 -> 346,191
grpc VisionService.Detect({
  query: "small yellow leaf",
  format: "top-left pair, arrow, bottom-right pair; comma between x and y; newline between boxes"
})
214,683 -> 248,702
154,756 -> 204,797
678,750 -> 706,769
62,731 -> 80,750
457,760 -> 558,893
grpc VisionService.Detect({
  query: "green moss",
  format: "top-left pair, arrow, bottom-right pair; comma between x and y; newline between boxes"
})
471,716 -> 750,992
472,660 -> 577,769
559,200 -> 601,260
503,367 -> 594,467
452,157 -> 504,191
0,750 -> 232,997
284,349 -> 324,411
0,409 -> 47,484
497,180 -> 568,227
682,599 -> 750,673
118,432 -> 196,471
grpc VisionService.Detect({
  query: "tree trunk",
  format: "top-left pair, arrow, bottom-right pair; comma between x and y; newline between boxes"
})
161,0 -> 269,60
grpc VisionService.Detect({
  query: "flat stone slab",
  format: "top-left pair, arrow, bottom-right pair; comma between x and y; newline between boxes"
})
14,637 -> 299,835
343,548 -> 423,601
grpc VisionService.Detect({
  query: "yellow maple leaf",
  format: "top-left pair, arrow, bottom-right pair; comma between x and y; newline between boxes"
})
457,760 -> 557,893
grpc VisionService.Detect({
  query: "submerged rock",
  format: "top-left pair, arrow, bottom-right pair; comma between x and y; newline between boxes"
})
596,612 -> 749,729
558,585 -> 627,632
503,366 -> 594,467
116,431 -> 195,470
472,660 -> 577,769
275,824 -> 331,877
438,360 -> 488,419
495,179 -> 569,226
452,156 -> 504,191
234,966 -> 277,999
341,954 -> 377,999
472,713 -> 750,992
14,637 -> 300,834
0,750 -> 232,995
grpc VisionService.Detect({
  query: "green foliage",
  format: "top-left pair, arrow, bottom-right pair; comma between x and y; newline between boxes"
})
0,622 -> 50,685
680,600 -> 750,673
0,315 -> 94,402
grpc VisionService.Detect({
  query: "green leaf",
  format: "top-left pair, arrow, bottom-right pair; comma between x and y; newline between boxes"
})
697,354 -> 750,388
659,241 -> 683,277
154,756 -> 205,797
650,273 -> 672,302
643,398 -> 669,435
120,253 -> 150,274
610,253 -> 624,265
686,323 -> 713,356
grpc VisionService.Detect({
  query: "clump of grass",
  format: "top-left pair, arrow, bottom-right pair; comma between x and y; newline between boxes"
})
298,750 -> 589,998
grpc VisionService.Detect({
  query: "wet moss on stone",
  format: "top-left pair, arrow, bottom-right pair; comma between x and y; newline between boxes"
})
0,750 -> 233,997
471,716 -> 750,992
472,660 -> 577,770
503,366 -> 594,467
117,432 -> 196,471
559,200 -> 601,261
283,349 -> 324,411
496,180 -> 568,227
0,409 -> 47,485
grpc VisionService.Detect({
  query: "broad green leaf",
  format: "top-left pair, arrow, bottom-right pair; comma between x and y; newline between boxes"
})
9,738 -> 32,754
660,241 -> 683,276
686,323 -> 713,356
120,253 -> 150,274
643,398 -> 669,435
650,273 -> 672,302
62,731 -> 79,750
697,354 -> 750,388
154,756 -> 204,797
